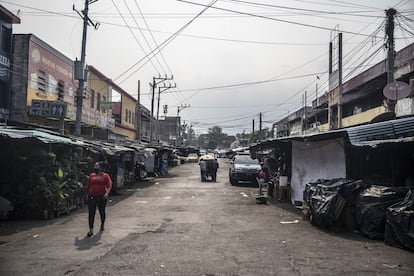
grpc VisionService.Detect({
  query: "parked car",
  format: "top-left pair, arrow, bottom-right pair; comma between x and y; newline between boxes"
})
177,155 -> 187,164
186,153 -> 199,163
229,154 -> 261,185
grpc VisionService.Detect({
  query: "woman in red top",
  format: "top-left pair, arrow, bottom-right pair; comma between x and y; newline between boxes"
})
86,162 -> 112,237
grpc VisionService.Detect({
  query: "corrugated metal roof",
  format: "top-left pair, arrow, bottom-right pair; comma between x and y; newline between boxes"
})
251,116 -> 414,150
0,127 -> 85,145
346,116 -> 414,145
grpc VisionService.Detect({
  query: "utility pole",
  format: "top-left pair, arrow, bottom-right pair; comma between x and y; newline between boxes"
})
328,41 -> 333,130
386,8 -> 396,113
73,0 -> 99,136
252,119 -> 255,134
338,32 -> 343,129
315,78 -> 319,125
156,81 -> 176,143
149,75 -> 174,144
176,104 -> 190,146
259,113 -> 263,140
136,80 -> 141,142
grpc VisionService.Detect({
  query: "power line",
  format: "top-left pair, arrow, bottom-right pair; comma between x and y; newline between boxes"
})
111,0 -> 161,75
224,0 -> 383,17
113,0 -> 218,85
177,0 -> 386,38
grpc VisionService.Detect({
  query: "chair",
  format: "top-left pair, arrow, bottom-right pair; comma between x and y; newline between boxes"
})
256,177 -> 268,198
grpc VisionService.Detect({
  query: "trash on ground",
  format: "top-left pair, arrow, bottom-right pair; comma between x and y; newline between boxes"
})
280,220 -> 299,224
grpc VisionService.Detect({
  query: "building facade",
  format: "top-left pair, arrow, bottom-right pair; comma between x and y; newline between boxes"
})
10,33 -> 173,144
11,34 -> 76,131
274,43 -> 414,137
10,34 -> 115,136
157,116 -> 180,145
0,6 -> 19,120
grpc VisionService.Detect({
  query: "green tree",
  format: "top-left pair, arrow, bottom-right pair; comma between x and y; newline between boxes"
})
197,126 -> 235,149
248,127 -> 272,143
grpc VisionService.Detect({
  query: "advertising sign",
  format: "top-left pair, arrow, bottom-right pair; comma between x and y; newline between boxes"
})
27,38 -> 75,106
30,99 -> 66,118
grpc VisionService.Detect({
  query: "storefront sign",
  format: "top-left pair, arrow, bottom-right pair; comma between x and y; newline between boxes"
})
30,99 -> 66,118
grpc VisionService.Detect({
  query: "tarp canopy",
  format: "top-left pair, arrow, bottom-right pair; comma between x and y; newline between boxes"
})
291,138 -> 346,204
0,127 -> 85,146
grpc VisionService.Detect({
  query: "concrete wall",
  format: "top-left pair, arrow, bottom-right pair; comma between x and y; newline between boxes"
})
341,106 -> 387,127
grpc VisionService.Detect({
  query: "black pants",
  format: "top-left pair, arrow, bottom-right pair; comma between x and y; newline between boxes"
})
88,195 -> 107,229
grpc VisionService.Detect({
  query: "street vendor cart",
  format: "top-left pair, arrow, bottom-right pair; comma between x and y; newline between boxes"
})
200,155 -> 218,182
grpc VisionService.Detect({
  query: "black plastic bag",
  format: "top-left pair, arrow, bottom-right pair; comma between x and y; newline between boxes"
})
356,185 -> 409,239
338,180 -> 364,201
309,179 -> 354,228
385,190 -> 414,251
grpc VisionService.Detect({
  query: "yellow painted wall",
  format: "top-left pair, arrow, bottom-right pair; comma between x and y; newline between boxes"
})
87,71 -> 110,116
85,72 -> 115,129
341,106 -> 387,127
121,95 -> 136,130
319,123 -> 330,132
113,125 -> 136,140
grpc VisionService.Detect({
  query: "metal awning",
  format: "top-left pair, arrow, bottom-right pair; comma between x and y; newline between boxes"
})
251,116 -> 414,150
0,127 -> 85,146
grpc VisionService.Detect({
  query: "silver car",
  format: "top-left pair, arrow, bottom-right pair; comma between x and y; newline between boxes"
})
229,154 -> 261,185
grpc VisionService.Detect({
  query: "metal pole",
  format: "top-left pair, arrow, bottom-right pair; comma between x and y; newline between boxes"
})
315,82 -> 318,124
137,80 -> 141,142
75,0 -> 90,136
259,113 -> 262,139
176,107 -> 180,146
150,77 -> 155,144
386,8 -> 396,113
338,32 -> 343,129
156,86 -> 161,143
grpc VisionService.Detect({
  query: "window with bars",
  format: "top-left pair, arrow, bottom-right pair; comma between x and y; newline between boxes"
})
57,81 -> 65,101
38,70 -> 46,94
97,92 -> 101,111
90,89 -> 95,108
102,96 -> 106,113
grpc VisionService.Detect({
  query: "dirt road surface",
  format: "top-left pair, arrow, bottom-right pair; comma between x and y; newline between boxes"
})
0,159 -> 413,275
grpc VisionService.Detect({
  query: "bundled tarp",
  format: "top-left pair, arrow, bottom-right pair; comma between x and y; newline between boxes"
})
356,185 -> 409,239
303,179 -> 338,219
385,190 -> 414,251
309,179 -> 363,228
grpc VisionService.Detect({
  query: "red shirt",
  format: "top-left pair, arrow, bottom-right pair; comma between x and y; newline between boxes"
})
87,172 -> 112,196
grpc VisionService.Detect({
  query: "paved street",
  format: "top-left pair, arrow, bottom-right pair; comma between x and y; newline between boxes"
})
0,159 -> 413,275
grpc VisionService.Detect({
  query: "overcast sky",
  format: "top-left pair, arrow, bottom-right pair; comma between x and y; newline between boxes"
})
3,0 -> 414,136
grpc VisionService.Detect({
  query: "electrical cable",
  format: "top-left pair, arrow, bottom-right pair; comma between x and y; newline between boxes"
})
224,0 -> 383,17
113,0 -> 218,86
111,0 -> 161,75
177,0 -> 385,38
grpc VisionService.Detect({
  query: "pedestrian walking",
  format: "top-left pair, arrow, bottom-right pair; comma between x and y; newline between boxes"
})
199,158 -> 207,182
86,161 -> 112,237
211,158 -> 219,182
161,158 -> 168,176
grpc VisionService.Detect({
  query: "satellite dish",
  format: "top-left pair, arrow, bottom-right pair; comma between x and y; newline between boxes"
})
383,81 -> 410,100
